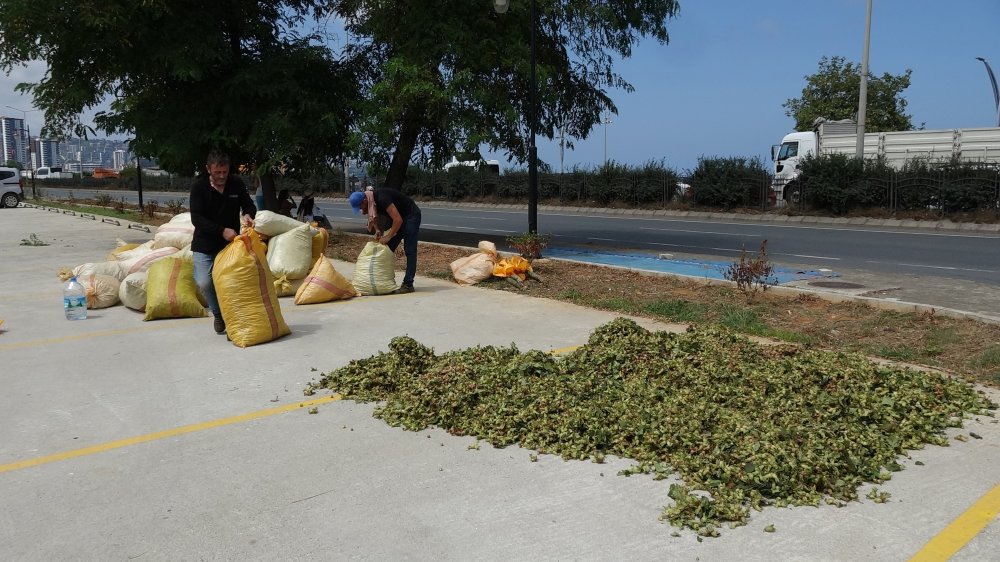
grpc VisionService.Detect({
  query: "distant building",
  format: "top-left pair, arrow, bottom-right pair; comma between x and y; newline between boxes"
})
112,149 -> 127,171
37,139 -> 59,168
0,120 -> 142,172
0,116 -> 28,168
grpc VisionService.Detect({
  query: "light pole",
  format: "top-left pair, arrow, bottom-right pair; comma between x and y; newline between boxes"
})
975,57 -> 1000,127
855,0 -> 872,159
601,111 -> 613,167
494,0 -> 538,234
5,105 -> 38,198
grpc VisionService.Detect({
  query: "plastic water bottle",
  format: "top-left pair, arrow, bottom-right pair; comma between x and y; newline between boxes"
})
64,276 -> 88,320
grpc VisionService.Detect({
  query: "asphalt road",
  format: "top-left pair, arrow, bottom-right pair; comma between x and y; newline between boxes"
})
36,187 -> 1000,284
28,187 -> 1000,321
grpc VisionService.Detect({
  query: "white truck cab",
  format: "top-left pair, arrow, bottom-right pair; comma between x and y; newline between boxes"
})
771,131 -> 817,205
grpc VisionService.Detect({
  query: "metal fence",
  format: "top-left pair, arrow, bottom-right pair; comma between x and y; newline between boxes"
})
776,167 -> 1000,216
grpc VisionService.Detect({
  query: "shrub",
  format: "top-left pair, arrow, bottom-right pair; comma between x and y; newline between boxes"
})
506,231 -> 551,260
688,156 -> 771,209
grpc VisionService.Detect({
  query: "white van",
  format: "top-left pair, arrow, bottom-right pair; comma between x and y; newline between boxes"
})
35,166 -> 74,179
0,167 -> 24,208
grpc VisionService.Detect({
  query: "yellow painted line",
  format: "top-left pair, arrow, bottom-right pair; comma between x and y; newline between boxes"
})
549,345 -> 580,355
0,395 -> 341,474
0,323 -> 181,352
909,482 -> 1000,561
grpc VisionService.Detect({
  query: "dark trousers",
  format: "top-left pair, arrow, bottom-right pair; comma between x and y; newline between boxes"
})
385,208 -> 421,286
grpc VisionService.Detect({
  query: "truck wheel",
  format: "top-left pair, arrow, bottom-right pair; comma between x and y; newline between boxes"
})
784,182 -> 802,206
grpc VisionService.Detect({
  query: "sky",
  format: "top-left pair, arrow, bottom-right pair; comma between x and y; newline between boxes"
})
2,0 -> 998,174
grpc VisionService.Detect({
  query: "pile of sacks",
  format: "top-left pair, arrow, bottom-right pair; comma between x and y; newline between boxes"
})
449,241 -> 540,288
58,211 -> 359,347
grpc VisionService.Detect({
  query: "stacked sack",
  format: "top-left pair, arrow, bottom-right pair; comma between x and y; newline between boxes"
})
253,210 -> 341,299
57,213 -> 196,312
54,209 -> 354,333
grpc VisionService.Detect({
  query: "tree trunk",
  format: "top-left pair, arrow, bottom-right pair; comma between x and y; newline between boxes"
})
383,106 -> 423,190
260,172 -> 278,212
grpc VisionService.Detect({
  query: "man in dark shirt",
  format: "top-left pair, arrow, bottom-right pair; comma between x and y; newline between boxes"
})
349,187 -> 422,294
190,151 -> 257,334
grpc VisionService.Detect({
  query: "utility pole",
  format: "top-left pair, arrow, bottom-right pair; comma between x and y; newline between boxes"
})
855,0 -> 873,158
602,112 -> 613,167
559,127 -> 565,175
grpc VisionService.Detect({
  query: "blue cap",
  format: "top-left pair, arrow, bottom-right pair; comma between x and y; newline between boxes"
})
348,191 -> 365,214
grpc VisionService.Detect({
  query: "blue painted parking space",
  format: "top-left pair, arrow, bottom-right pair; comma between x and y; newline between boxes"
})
544,247 -> 839,284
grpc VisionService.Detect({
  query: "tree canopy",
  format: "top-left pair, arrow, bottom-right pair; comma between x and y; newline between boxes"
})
0,0 -> 681,193
783,56 -> 915,132
335,0 -> 681,187
0,0 -> 358,178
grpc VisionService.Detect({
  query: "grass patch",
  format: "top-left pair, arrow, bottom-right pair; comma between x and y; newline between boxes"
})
761,328 -> 814,345
596,296 -> 641,314
872,346 -> 919,362
971,345 -> 1000,369
643,299 -> 706,323
924,326 -> 963,347
37,199 -> 144,222
717,304 -> 768,335
556,289 -> 584,301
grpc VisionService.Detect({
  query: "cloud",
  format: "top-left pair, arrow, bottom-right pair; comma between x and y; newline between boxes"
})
0,61 -> 47,133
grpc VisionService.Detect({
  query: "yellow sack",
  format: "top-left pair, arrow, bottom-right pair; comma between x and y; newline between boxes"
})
214,230 -> 290,347
450,241 -> 498,286
266,223 -> 314,280
144,258 -> 207,320
295,257 -> 358,305
311,227 -> 329,262
274,274 -> 305,298
352,241 -> 398,295
106,243 -> 141,261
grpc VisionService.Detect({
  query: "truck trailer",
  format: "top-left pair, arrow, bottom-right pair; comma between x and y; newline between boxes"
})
771,119 -> 1000,205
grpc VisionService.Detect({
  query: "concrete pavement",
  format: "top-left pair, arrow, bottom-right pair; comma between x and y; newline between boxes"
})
1,204 -> 999,561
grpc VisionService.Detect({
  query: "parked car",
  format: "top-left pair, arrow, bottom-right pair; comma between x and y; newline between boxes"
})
0,167 -> 24,208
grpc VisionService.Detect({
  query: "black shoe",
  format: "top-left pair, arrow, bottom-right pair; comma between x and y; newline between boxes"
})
392,284 -> 414,295
214,315 -> 226,334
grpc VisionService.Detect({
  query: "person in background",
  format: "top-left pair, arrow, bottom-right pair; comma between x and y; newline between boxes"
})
189,150 -> 256,334
297,191 -> 315,222
348,187 -> 421,294
277,189 -> 296,217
